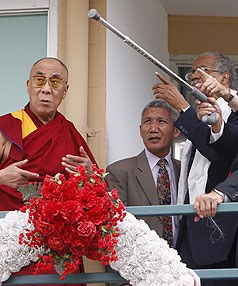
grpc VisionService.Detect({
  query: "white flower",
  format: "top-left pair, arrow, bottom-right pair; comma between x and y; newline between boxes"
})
0,211 -> 41,285
110,212 -> 200,286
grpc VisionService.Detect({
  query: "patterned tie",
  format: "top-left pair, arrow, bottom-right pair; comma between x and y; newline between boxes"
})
157,159 -> 173,246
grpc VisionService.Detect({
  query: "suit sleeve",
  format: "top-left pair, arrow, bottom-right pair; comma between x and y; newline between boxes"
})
216,167 -> 238,201
174,107 -> 219,162
106,164 -> 128,206
210,111 -> 238,166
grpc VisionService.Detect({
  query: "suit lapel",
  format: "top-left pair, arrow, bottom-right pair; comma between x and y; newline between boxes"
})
135,150 -> 159,205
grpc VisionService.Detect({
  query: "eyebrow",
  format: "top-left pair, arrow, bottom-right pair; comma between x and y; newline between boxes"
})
34,71 -> 62,78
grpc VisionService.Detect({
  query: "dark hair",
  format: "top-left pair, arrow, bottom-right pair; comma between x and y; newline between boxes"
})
199,52 -> 237,89
31,57 -> 69,79
141,99 -> 179,123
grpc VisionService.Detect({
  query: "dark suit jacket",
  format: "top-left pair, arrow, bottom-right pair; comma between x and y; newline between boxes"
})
210,110 -> 238,167
106,150 -> 180,237
175,107 -> 238,266
216,157 -> 238,201
211,110 -> 238,200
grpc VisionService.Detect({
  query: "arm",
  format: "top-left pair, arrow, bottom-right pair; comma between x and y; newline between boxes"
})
196,97 -> 238,165
175,107 -> 220,162
194,161 -> 238,220
210,114 -> 238,166
152,72 -> 220,162
106,164 -> 128,206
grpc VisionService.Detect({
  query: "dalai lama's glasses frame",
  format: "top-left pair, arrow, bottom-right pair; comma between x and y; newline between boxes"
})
30,76 -> 67,90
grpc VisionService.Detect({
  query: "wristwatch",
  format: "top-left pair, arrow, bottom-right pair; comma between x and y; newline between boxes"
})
227,88 -> 237,102
213,189 -> 225,199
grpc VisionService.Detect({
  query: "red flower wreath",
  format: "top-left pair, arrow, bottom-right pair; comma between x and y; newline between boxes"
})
19,165 -> 126,279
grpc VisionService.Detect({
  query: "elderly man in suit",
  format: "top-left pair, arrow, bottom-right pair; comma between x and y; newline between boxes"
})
153,52 -> 238,286
193,69 -> 238,218
106,99 -> 181,246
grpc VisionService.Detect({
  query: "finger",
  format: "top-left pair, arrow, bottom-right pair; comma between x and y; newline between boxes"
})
13,159 -> 28,167
211,202 -> 218,217
79,146 -> 89,158
65,167 -> 77,174
193,196 -> 203,218
20,169 -> 39,179
62,161 -> 78,170
207,97 -> 216,104
204,200 -> 213,217
154,72 -> 170,85
63,154 -> 84,164
195,99 -> 202,105
194,214 -> 201,223
196,68 -> 211,80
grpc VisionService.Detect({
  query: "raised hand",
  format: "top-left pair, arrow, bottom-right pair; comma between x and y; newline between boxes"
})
196,97 -> 223,132
62,146 -> 93,174
195,68 -> 230,99
152,72 -> 189,111
0,159 -> 39,188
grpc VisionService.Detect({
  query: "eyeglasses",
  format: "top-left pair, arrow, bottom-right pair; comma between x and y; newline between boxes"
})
185,66 -> 219,83
30,76 -> 67,89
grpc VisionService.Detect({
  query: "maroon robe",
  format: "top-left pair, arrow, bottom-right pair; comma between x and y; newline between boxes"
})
0,104 -> 97,285
0,104 -> 96,210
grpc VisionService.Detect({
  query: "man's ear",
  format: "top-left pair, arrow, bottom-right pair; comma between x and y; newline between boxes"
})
221,72 -> 230,87
26,80 -> 30,94
173,127 -> 181,138
63,84 -> 69,98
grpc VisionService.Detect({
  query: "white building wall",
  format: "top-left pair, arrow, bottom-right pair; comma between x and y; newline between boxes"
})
106,0 -> 168,165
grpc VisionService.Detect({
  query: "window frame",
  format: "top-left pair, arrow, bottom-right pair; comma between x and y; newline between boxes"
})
0,0 -> 58,57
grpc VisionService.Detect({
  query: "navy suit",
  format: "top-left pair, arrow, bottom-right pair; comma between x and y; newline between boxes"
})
174,107 -> 238,286
211,110 -> 238,200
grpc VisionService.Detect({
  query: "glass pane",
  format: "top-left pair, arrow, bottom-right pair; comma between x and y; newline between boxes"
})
0,14 -> 47,115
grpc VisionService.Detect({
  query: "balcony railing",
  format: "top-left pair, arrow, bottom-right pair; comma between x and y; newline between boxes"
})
1,203 -> 238,284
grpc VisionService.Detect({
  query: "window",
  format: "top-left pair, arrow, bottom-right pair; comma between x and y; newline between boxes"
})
0,0 -> 58,115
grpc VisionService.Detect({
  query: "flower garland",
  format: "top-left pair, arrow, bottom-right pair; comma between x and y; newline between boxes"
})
0,211 -> 40,283
110,212 -> 201,286
0,166 -> 200,285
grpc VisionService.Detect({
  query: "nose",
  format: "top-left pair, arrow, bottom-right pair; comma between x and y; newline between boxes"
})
41,80 -> 51,94
191,68 -> 201,80
149,122 -> 160,132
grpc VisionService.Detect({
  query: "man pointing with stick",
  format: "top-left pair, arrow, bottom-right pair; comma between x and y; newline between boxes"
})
153,51 -> 238,286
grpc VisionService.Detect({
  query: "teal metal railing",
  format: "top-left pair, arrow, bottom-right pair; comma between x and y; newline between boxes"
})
1,203 -> 238,284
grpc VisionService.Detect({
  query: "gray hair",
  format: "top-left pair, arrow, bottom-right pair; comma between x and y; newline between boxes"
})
199,52 -> 237,89
141,99 -> 180,123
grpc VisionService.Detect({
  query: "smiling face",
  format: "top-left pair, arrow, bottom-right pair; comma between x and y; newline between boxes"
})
140,107 -> 180,158
27,58 -> 69,124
